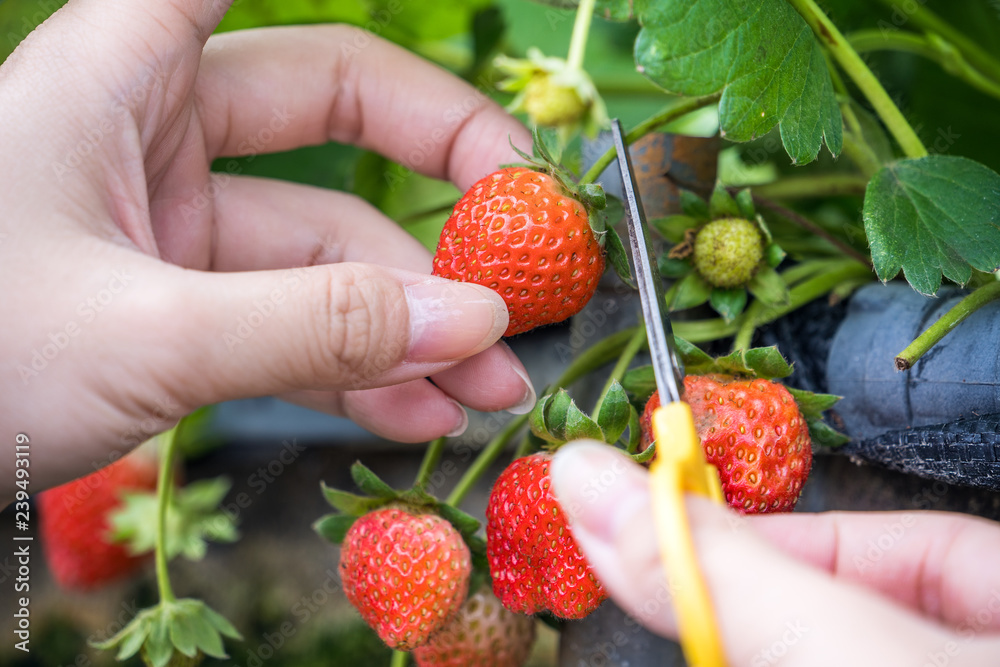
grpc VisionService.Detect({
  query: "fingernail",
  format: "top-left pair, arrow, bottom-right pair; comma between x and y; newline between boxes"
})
499,342 -> 536,415
447,400 -> 469,437
406,280 -> 509,363
551,443 -> 649,545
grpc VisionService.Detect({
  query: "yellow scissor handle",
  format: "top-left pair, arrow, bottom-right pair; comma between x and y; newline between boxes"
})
647,401 -> 727,667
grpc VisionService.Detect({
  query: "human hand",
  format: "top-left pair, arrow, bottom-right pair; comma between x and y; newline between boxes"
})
0,0 -> 534,501
552,442 -> 1000,665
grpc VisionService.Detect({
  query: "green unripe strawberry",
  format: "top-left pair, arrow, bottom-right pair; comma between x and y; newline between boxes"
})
692,217 -> 764,288
523,72 -> 588,127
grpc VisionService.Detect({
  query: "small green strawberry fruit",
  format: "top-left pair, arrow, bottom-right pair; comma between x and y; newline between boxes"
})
523,72 -> 587,127
692,217 -> 764,288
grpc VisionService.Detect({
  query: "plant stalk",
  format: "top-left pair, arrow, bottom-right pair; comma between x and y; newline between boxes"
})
873,0 -> 1000,87
732,260 -> 873,350
579,94 -> 721,185
750,194 -> 872,267
895,280 -> 1000,371
390,649 -> 409,667
787,0 -> 928,159
752,174 -> 869,200
847,30 -> 1000,101
414,437 -> 447,490
446,327 -> 639,507
155,427 -> 180,604
566,0 -> 597,71
593,324 -> 647,415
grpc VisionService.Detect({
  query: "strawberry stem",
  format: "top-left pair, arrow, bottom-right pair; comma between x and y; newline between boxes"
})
749,193 -> 872,268
390,649 -> 409,667
751,174 -> 868,200
593,323 -> 647,415
446,327 -> 640,507
566,0 -> 596,72
578,94 -> 721,186
895,280 -> 1000,371
732,259 -> 873,351
414,437 -> 447,490
155,425 -> 180,604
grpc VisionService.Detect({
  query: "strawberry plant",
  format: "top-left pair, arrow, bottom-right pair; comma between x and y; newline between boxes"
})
11,0 -> 1000,665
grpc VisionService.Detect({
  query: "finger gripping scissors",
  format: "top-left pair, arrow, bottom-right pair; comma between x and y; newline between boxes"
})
611,119 -> 727,667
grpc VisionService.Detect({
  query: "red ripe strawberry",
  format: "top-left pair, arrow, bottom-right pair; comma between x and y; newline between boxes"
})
485,452 -> 606,619
432,167 -> 605,336
38,451 -> 159,590
640,375 -> 812,514
412,588 -> 536,667
339,506 -> 471,650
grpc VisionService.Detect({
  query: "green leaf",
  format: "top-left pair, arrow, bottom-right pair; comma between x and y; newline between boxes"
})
313,514 -> 358,544
529,393 -> 557,443
621,365 -> 657,404
862,155 -> 1000,295
596,381 -> 631,443
172,478 -> 228,512
110,477 -> 239,563
200,603 -> 243,640
709,287 -> 747,322
747,265 -> 790,307
437,504 -> 482,539
679,190 -> 710,220
564,402 -> 604,441
546,390 -> 574,441
667,272 -> 712,311
632,442 -> 657,464
850,101 -> 895,165
735,188 -> 756,219
741,347 -> 793,379
350,462 -> 398,499
806,417 -> 849,448
167,607 -> 200,659
145,611 -> 172,667
581,184 -> 607,212
604,226 -> 636,288
786,387 -> 841,418
320,483 -> 384,515
658,255 -> 691,279
676,343 -> 792,380
709,184 -> 741,219
674,336 -> 716,369
765,242 -> 787,268
187,608 -> 226,658
651,214 -> 700,243
635,0 -> 842,164
593,193 -> 622,235
626,405 -> 643,454
115,620 -> 150,660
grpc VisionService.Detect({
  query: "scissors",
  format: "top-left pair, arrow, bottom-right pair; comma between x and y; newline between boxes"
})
611,119 -> 728,667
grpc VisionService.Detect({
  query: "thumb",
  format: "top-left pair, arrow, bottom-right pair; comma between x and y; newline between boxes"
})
169,263 -> 508,406
550,443 -> 954,666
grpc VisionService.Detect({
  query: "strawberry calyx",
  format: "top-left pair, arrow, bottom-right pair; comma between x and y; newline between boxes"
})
108,476 -> 239,561
314,462 -> 489,587
621,339 -> 848,448
529,379 -> 633,451
91,598 -> 241,667
504,127 -> 635,288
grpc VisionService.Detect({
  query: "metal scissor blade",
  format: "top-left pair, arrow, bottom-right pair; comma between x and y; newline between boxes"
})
610,119 -> 686,404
